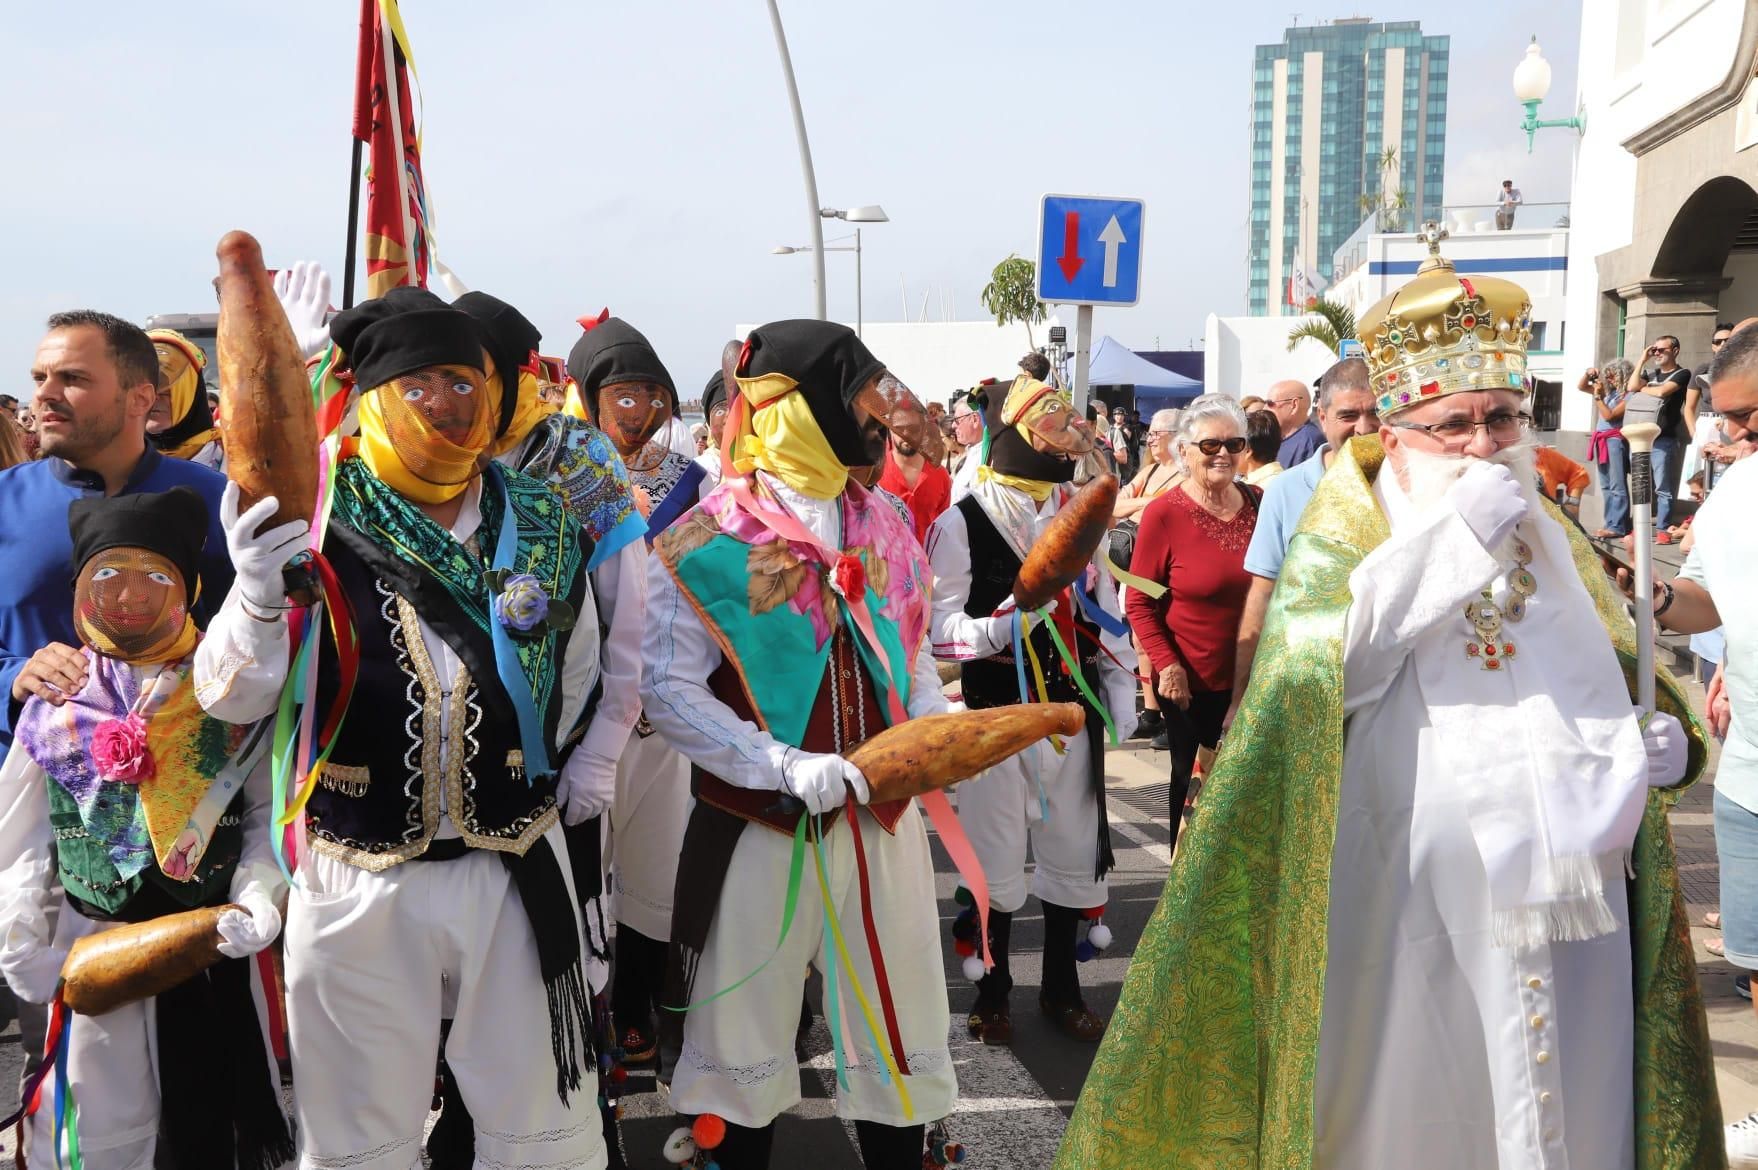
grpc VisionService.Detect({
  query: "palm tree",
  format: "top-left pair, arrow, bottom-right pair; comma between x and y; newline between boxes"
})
1286,297 -> 1358,354
980,254 -> 1047,348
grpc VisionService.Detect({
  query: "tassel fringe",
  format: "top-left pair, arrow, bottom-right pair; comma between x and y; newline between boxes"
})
547,962 -> 596,1104
1490,851 -> 1626,949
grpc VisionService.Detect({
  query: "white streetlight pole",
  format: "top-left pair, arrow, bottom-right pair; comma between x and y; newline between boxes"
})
773,231 -> 868,336
764,0 -> 827,318
777,205 -> 887,337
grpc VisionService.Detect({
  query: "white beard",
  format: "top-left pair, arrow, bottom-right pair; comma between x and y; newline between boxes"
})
1398,435 -> 1542,517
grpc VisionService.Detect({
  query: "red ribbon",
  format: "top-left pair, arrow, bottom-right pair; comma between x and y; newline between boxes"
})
843,803 -> 910,1076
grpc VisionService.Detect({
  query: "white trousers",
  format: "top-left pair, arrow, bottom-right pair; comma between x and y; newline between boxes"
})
954,726 -> 1105,914
608,729 -> 691,941
286,826 -> 607,1170
27,909 -> 156,1169
670,802 -> 955,1128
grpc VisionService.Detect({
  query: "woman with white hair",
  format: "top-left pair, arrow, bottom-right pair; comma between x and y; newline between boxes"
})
1110,408 -> 1184,741
1124,395 -> 1262,825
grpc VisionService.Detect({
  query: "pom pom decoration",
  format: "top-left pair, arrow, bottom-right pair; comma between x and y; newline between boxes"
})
1081,904 -> 1106,921
962,954 -> 986,983
662,1127 -> 697,1165
1087,923 -> 1113,951
692,1114 -> 727,1150
953,936 -> 976,958
1075,940 -> 1097,963
954,886 -> 973,908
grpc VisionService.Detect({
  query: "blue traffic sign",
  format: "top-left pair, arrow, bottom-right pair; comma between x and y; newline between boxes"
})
1036,194 -> 1146,307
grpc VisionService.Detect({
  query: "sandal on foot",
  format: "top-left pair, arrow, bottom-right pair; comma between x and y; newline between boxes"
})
1707,911 -> 1723,929
1039,996 -> 1107,1042
1708,937 -> 1727,957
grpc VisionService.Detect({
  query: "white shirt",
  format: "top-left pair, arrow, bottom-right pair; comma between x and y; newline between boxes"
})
1499,186 -> 1523,209
641,472 -> 947,794
1682,453 -> 1758,812
1316,472 -> 1641,1170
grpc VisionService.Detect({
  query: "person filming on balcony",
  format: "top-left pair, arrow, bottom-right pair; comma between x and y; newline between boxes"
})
1495,179 -> 1522,230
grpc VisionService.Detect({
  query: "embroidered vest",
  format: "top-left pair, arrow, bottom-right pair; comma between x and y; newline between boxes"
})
304,530 -> 594,870
52,781 -> 244,922
695,628 -> 911,837
955,494 -> 1101,711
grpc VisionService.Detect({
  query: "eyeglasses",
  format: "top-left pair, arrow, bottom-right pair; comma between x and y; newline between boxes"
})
1389,412 -> 1532,445
1184,437 -> 1248,456
1269,397 -> 1304,409
1148,428 -> 1176,438
1326,408 -> 1380,426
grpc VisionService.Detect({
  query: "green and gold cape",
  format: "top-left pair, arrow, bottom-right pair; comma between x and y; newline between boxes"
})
1055,437 -> 1722,1170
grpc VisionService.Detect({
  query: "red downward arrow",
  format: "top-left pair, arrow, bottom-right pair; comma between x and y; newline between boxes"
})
1057,211 -> 1084,282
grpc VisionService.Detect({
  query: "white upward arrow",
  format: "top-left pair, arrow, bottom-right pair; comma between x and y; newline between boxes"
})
1098,215 -> 1127,288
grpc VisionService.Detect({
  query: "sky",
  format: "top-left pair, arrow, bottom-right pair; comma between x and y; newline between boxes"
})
0,1 -> 1580,402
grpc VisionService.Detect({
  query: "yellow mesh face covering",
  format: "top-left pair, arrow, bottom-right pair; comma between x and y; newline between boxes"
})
74,550 -> 199,665
155,343 -> 201,426
357,364 -> 496,504
730,372 -> 848,500
492,368 -> 559,457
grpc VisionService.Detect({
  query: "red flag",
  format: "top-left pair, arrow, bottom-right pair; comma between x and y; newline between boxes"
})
353,0 -> 430,298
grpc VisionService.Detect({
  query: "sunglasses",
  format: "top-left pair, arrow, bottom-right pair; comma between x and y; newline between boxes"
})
1185,437 -> 1248,456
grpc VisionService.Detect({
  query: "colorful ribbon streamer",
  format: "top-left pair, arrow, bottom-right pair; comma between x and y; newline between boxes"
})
484,463 -> 557,785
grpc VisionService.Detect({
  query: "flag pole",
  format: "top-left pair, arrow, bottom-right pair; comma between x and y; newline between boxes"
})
1624,419 -> 1662,712
342,137 -> 363,310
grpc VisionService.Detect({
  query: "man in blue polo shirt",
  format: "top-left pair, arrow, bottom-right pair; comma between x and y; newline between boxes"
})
1,311 -> 232,747
1226,357 -> 1380,726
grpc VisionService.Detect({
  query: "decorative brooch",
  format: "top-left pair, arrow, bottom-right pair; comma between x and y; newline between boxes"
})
487,570 -> 576,637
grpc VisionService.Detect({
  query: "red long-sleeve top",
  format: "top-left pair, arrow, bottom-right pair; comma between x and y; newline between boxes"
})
1124,484 -> 1260,693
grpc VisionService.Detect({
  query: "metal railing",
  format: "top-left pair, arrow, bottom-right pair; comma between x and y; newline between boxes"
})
1329,201 -> 1571,283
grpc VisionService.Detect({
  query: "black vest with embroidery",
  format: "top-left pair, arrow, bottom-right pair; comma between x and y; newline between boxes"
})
303,524 -> 594,870
955,493 -> 1101,711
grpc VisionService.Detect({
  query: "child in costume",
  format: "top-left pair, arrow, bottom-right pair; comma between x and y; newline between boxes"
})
0,486 -> 290,1168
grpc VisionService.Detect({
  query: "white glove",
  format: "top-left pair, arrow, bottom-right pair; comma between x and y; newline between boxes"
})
222,483 -> 311,615
272,261 -> 334,362
985,598 -> 1057,652
216,884 -> 283,960
1,945 -> 66,1005
558,749 -> 616,826
1638,709 -> 1689,789
1446,462 -> 1529,551
783,752 -> 870,816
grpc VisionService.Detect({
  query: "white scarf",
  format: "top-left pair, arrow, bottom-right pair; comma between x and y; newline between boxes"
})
1377,469 -> 1648,947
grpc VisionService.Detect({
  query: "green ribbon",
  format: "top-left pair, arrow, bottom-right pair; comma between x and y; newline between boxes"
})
1036,606 -> 1118,745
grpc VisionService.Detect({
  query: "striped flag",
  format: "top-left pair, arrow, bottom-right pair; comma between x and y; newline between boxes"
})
353,0 -> 430,298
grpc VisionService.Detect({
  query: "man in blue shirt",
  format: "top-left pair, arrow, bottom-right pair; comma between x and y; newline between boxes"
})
2,311 -> 232,746
1267,378 -> 1326,467
1227,358 -> 1380,726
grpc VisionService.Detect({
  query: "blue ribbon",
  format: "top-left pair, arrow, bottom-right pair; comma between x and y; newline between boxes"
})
485,463 -> 555,785
1071,580 -> 1129,638
644,461 -> 708,546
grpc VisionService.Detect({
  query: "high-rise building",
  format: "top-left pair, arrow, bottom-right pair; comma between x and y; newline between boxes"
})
1247,18 -> 1450,316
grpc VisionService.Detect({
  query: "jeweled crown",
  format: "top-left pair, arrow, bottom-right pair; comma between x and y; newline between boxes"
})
1358,222 -> 1535,417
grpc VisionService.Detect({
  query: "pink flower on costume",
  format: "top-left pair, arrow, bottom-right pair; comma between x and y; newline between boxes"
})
92,714 -> 155,784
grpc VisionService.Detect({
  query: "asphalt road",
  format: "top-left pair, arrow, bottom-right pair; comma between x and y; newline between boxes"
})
0,740 -> 1179,1170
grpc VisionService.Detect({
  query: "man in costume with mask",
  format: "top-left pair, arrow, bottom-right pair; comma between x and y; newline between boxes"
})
144,328 -> 224,471
0,487 -> 292,1168
925,376 -> 1137,1046
643,320 -> 956,1169
196,296 -> 613,1170
1056,231 -> 1719,1170
568,316 -> 695,511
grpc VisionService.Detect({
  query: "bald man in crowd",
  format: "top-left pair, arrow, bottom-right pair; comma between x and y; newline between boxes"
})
1265,378 -> 1324,467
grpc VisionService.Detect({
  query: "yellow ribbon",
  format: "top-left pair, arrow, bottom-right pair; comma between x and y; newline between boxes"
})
1103,549 -> 1168,599
491,370 -> 560,457
976,463 -> 1056,503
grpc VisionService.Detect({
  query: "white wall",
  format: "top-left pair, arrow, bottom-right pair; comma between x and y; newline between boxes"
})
1204,312 -> 1336,399
1562,0 -> 1751,432
734,319 -> 1054,408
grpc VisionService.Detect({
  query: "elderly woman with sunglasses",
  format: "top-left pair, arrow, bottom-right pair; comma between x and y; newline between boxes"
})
1124,395 -> 1263,826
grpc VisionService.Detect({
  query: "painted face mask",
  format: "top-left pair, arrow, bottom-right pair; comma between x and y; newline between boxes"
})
598,380 -> 672,456
75,549 -> 191,663
1016,391 -> 1096,459
852,372 -> 945,464
359,363 -> 495,498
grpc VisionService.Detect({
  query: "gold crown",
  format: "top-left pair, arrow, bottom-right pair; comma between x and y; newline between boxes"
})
1358,223 -> 1534,417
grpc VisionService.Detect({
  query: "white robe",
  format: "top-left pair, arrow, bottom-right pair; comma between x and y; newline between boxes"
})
1314,472 -> 1644,1170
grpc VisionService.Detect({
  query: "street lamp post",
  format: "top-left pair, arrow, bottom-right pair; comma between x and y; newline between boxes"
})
775,205 -> 888,337
1513,36 -> 1585,153
764,0 -> 827,318
774,230 -> 868,336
